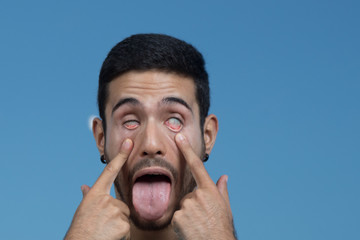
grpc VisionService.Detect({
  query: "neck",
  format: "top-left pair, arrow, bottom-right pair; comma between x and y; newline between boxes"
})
129,222 -> 178,240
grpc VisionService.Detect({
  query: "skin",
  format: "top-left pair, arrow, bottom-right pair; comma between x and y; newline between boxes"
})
65,71 -> 235,240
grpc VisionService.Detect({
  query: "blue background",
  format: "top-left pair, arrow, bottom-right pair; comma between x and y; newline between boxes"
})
0,0 -> 359,239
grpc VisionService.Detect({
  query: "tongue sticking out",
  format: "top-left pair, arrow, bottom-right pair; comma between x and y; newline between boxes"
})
132,175 -> 171,221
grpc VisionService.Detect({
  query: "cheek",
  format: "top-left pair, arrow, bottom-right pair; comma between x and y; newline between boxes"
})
106,125 -> 137,157
180,127 -> 203,155
165,126 -> 203,174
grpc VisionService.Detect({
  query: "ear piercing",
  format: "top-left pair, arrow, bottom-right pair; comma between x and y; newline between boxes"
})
203,153 -> 209,162
100,155 -> 107,164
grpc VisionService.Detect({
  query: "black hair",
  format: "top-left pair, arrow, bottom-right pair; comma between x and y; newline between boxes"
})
98,33 -> 210,133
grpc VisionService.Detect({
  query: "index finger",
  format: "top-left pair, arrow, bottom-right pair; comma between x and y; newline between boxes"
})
92,138 -> 133,193
175,133 -> 214,189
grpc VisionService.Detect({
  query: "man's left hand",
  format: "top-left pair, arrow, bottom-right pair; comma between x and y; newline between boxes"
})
172,133 -> 236,240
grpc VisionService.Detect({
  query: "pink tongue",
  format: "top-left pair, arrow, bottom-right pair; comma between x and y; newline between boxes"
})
132,175 -> 171,221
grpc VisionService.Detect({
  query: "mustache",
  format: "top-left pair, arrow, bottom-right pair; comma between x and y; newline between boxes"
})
128,157 -> 178,183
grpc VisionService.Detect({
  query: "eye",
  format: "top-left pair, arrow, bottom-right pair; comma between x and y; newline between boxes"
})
124,120 -> 139,130
165,117 -> 183,132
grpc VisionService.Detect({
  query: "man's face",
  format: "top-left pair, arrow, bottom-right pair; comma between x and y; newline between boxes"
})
102,70 -> 204,230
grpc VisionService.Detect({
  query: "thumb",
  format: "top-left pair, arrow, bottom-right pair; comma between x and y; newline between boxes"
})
81,184 -> 91,198
216,175 -> 230,204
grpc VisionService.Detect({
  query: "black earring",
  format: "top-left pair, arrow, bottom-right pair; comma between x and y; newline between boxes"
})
100,155 -> 107,164
203,153 -> 209,162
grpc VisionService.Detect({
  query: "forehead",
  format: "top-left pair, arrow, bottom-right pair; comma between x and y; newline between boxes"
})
105,70 -> 198,114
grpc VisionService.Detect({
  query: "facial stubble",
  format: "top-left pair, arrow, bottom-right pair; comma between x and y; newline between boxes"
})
104,135 -> 205,231
112,157 -> 197,231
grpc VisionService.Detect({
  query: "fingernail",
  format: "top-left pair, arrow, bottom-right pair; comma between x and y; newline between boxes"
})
225,175 -> 229,183
123,139 -> 132,149
80,185 -> 85,192
176,133 -> 185,142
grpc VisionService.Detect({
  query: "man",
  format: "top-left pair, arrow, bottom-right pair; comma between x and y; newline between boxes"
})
65,34 -> 236,240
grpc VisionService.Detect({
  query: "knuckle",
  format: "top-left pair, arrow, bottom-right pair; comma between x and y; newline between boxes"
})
103,194 -> 112,201
123,221 -> 130,231
121,221 -> 130,235
196,189 -> 212,200
115,221 -> 130,237
172,210 -> 181,221
113,200 -> 130,217
98,194 -> 112,205
120,203 -> 130,216
181,198 -> 191,208
196,189 -> 206,198
112,205 -> 122,215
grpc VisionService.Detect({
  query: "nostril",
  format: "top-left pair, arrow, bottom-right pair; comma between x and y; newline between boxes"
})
142,150 -> 162,157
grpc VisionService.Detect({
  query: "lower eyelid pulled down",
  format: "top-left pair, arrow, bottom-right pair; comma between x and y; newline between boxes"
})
124,120 -> 139,129
165,118 -> 183,132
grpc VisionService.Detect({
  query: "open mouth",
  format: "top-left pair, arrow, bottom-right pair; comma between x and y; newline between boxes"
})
135,174 -> 171,184
132,168 -> 173,221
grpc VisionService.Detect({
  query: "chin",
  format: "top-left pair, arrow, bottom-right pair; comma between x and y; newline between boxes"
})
130,207 -> 175,231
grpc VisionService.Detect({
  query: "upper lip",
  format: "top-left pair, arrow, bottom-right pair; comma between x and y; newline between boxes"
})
132,167 -> 173,185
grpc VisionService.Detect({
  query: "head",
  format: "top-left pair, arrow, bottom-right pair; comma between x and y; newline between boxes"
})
92,34 -> 218,230
98,34 -> 210,133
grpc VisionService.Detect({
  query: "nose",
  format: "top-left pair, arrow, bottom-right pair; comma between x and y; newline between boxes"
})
138,119 -> 166,158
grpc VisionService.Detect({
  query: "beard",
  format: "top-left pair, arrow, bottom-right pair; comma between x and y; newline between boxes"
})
104,135 -> 206,231
112,157 -> 197,231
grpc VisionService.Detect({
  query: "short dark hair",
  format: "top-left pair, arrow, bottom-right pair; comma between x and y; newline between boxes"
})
98,33 -> 210,132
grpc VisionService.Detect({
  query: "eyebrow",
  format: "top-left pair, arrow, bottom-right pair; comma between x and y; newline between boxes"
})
111,97 -> 141,116
111,96 -> 193,116
162,97 -> 193,114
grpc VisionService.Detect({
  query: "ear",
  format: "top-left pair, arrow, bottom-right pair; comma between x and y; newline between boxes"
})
203,114 -> 219,154
92,117 -> 105,155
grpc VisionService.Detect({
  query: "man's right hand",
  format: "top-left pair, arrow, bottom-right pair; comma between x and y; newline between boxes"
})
65,139 -> 133,240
